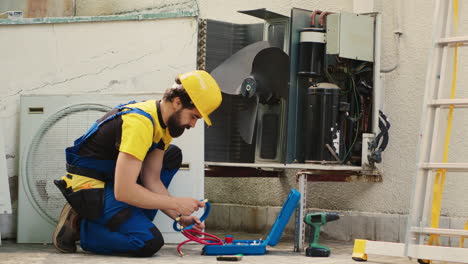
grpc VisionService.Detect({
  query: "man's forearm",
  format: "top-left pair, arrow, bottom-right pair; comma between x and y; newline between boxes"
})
116,151 -> 202,216
115,182 -> 176,210
143,179 -> 181,220
115,152 -> 177,210
149,184 -> 180,220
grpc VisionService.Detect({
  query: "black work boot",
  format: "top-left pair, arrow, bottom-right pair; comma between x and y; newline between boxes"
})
53,203 -> 81,253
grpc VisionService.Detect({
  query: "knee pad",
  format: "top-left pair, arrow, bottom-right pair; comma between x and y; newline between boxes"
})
106,208 -> 132,232
163,144 -> 182,170
130,226 -> 165,257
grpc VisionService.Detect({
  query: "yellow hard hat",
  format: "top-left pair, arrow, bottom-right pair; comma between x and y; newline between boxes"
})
179,70 -> 222,126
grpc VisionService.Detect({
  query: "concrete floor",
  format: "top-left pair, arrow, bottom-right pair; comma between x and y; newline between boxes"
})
0,231 -> 455,264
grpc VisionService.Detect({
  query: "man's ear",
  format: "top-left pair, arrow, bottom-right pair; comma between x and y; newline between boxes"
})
172,97 -> 182,110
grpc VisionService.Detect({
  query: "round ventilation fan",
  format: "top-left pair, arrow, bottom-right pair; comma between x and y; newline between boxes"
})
23,103 -> 111,225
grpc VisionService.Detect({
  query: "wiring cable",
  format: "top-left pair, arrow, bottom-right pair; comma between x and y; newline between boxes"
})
342,69 -> 361,163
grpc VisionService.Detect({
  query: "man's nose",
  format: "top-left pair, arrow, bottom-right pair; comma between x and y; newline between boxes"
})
190,119 -> 197,128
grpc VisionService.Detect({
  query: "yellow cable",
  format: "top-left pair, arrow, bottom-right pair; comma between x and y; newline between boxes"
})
428,0 -> 459,248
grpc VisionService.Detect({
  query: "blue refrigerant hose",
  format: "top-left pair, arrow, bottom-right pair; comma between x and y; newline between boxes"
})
173,199 -> 211,231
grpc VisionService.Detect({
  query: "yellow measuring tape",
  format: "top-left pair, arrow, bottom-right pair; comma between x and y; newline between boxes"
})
427,0 -> 464,249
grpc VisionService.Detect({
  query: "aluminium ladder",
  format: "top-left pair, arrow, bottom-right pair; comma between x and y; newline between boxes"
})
352,0 -> 468,262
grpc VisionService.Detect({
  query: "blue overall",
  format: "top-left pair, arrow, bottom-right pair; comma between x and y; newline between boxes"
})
65,102 -> 178,257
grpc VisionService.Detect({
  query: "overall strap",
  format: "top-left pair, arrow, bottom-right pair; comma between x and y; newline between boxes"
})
65,101 -> 158,180
73,101 -> 155,147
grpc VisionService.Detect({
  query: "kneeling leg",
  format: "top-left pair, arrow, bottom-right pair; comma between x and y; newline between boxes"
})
80,207 -> 164,257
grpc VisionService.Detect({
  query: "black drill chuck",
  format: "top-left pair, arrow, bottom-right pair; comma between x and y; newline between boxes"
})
305,212 -> 340,224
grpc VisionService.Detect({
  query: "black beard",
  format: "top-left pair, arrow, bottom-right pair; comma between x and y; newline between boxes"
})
167,110 -> 186,138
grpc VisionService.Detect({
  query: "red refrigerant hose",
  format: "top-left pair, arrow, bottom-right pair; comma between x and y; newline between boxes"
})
173,201 -> 224,256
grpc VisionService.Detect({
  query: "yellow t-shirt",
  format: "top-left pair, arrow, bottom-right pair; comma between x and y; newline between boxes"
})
119,100 -> 173,161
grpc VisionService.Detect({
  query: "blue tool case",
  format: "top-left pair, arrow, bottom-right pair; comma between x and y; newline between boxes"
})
203,189 -> 301,255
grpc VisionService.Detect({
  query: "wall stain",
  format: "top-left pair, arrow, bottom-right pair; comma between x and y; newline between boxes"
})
8,175 -> 18,204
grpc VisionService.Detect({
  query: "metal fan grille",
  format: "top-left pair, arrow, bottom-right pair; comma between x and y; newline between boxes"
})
203,20 -> 263,163
25,104 -> 111,224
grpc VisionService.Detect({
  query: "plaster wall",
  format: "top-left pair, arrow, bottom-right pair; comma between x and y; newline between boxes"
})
0,16 -> 198,238
75,0 -> 198,16
1,1 -> 197,17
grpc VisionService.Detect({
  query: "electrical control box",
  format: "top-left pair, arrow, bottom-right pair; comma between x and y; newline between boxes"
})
326,12 -> 374,62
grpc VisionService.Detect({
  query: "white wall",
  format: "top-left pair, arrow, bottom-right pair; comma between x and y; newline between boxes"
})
1,16 -> 198,156
0,16 -> 198,238
76,0 -> 198,16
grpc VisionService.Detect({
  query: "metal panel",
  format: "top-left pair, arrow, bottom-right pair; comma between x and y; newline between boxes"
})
286,8 -> 313,164
238,8 -> 288,20
325,14 -> 340,54
326,13 -> 374,62
339,13 -> 374,62
254,100 -> 287,163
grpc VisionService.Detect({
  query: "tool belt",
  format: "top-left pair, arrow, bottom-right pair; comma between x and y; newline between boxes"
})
54,164 -> 109,220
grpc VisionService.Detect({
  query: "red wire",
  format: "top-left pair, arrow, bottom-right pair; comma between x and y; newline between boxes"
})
177,228 -> 223,256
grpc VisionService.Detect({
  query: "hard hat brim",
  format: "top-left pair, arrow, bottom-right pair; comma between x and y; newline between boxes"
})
179,73 -> 214,126
202,115 -> 212,126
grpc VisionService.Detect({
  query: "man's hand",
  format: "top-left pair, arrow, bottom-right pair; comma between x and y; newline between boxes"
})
173,197 -> 205,216
179,215 -> 205,231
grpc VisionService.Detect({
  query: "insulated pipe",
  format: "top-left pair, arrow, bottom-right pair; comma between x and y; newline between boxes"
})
381,0 -> 403,73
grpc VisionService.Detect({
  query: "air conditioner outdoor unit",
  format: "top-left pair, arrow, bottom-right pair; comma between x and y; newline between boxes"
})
201,9 -> 386,168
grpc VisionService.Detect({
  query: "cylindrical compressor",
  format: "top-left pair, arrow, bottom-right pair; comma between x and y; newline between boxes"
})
297,28 -> 326,77
305,83 -> 341,163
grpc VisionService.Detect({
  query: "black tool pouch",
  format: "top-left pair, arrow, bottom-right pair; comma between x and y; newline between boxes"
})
54,177 -> 105,220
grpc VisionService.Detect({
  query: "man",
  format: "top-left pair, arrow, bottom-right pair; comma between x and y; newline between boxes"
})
52,70 -> 222,257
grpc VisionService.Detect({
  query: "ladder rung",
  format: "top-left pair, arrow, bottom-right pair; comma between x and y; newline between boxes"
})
437,36 -> 468,45
420,163 -> 468,172
411,227 -> 468,237
429,99 -> 468,108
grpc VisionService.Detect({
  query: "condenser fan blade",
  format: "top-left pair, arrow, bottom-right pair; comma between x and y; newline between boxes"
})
238,95 -> 259,144
251,47 -> 290,101
211,41 -> 271,95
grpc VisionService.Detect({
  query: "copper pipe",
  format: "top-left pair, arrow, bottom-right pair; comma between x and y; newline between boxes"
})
310,10 -> 322,26
319,11 -> 334,27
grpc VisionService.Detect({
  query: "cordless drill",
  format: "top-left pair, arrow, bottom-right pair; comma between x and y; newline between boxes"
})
304,212 -> 340,257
